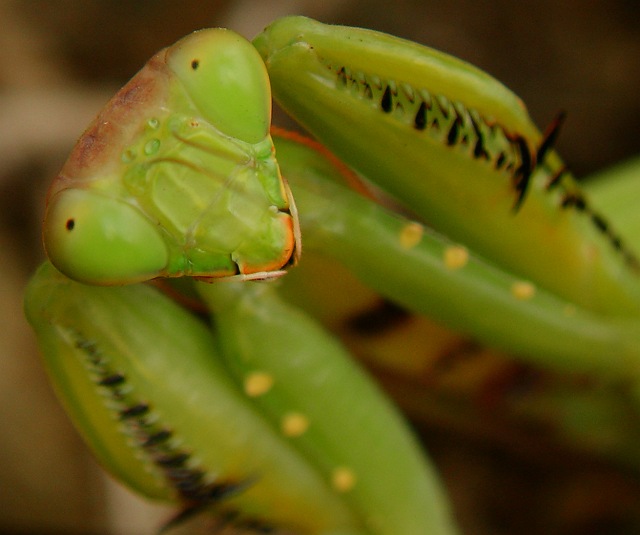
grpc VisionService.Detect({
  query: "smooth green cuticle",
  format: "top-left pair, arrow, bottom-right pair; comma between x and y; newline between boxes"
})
123,166 -> 149,196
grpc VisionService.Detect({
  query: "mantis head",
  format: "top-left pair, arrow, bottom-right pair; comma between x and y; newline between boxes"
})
43,28 -> 297,285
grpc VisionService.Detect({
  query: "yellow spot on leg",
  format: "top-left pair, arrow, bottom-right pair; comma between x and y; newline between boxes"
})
511,281 -> 536,300
332,467 -> 356,492
281,412 -> 309,437
443,245 -> 469,270
399,222 -> 423,249
244,372 -> 274,397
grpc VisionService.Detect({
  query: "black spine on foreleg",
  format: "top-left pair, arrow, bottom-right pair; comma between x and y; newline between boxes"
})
512,136 -> 533,212
536,111 -> 567,164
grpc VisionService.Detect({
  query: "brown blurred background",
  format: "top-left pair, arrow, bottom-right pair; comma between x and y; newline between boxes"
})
1,1 -> 639,534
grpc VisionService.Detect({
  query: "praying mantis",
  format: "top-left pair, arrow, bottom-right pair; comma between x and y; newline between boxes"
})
24,15 -> 640,534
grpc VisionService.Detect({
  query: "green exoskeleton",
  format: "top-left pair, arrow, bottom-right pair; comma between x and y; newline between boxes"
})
43,28 -> 300,284
25,16 -> 640,534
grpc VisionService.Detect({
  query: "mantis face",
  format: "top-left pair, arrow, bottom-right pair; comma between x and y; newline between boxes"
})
43,29 -> 300,285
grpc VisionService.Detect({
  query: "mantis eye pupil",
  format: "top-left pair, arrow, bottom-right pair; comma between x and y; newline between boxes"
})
66,219 -> 75,231
191,59 -> 199,70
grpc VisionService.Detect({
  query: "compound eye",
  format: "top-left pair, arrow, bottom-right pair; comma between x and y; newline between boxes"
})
43,189 -> 168,285
166,28 -> 271,144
